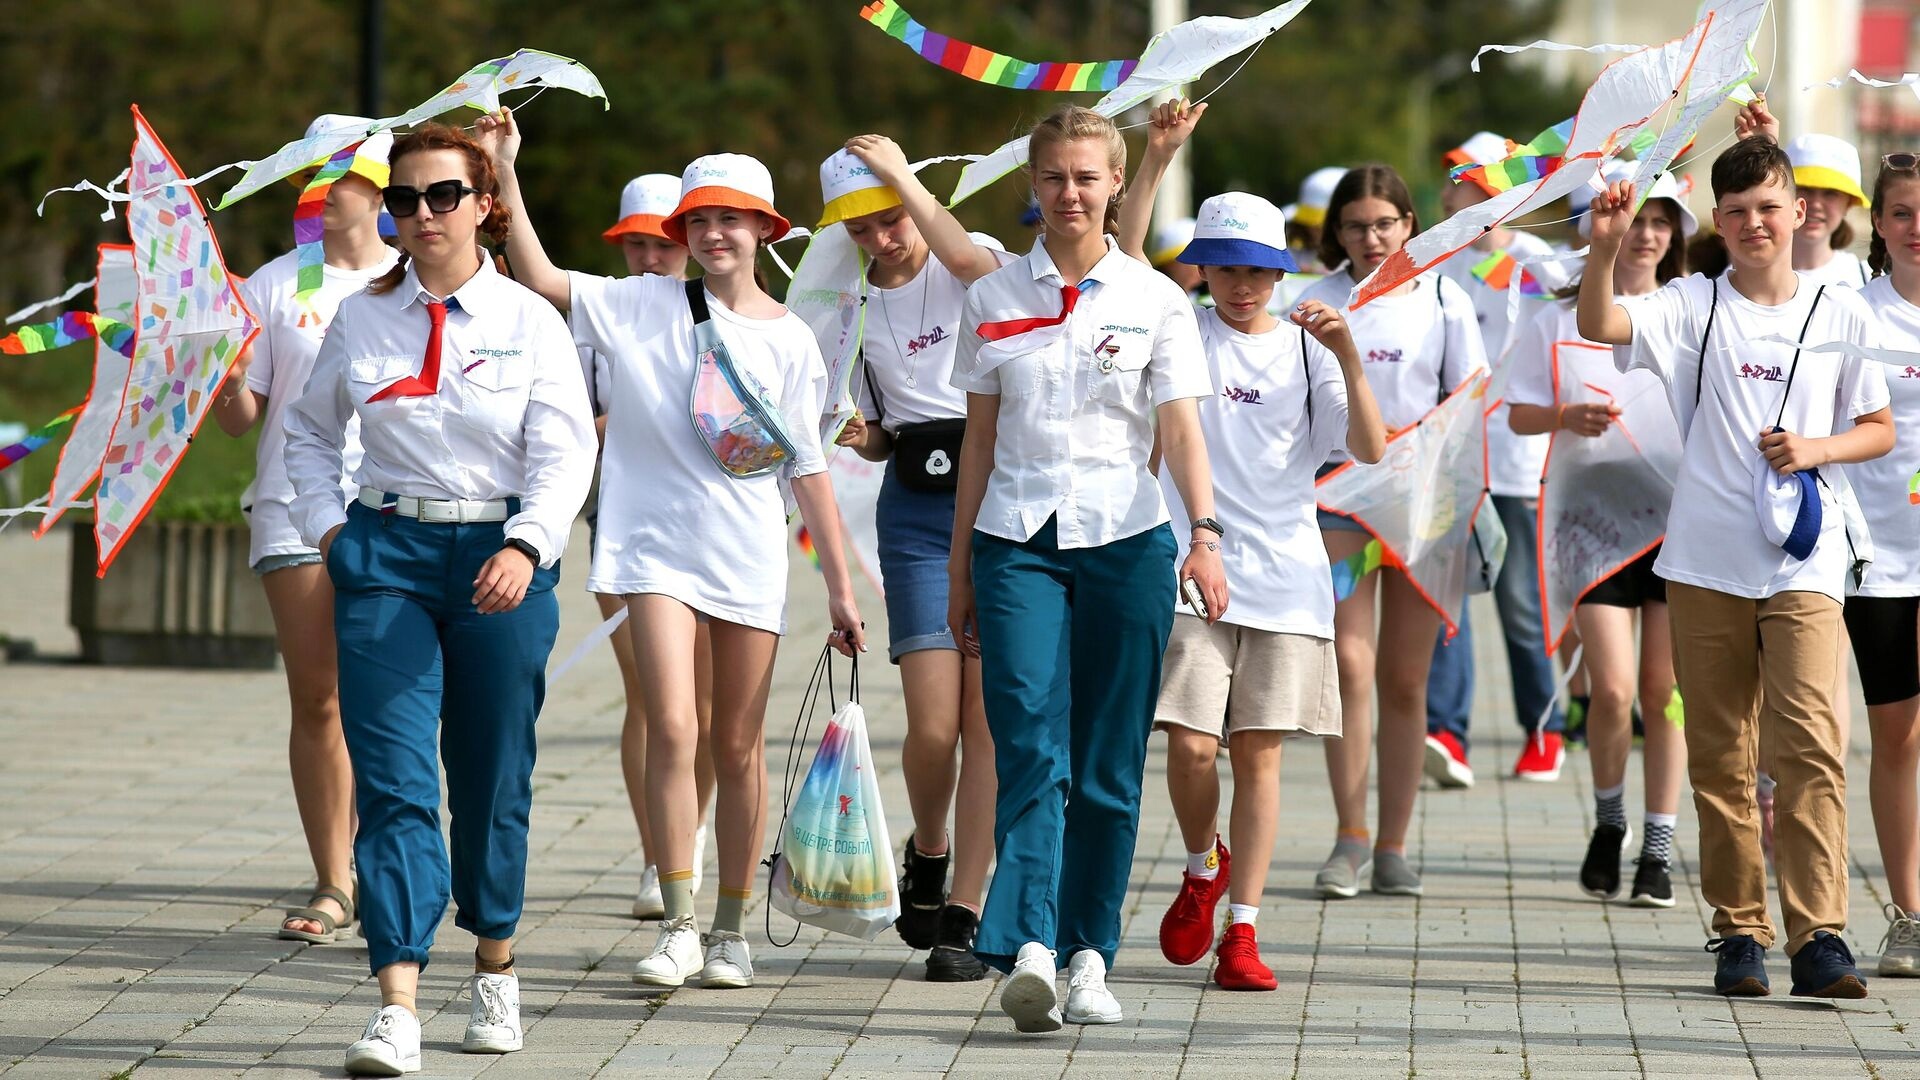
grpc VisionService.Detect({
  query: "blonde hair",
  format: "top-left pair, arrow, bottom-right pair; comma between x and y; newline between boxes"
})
1026,105 -> 1127,235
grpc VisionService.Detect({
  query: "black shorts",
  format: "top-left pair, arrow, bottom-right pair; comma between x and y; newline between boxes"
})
1581,548 -> 1666,609
1844,594 -> 1920,706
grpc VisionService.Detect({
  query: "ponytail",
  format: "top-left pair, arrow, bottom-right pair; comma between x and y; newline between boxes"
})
368,122 -> 511,295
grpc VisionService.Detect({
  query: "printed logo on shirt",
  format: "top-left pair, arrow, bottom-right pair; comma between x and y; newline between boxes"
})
1222,386 -> 1266,405
462,347 -> 524,374
1738,362 -> 1785,383
1366,348 -> 1405,364
1099,324 -> 1152,335
1901,366 -> 1920,380
904,326 -> 949,356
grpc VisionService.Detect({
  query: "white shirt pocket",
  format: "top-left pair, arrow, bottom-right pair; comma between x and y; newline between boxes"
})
347,355 -> 425,425
457,358 -> 534,435
1088,345 -> 1150,409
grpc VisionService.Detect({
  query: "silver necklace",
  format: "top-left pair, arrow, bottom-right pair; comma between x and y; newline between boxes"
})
873,245 -> 932,387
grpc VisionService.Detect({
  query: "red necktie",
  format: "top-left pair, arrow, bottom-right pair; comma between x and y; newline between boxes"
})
976,284 -> 1079,342
368,300 -> 447,401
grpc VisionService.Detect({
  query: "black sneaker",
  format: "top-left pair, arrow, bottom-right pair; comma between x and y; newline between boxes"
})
1579,824 -> 1631,900
1706,935 -> 1770,996
1628,857 -> 1674,908
925,904 -> 987,982
894,836 -> 949,950
1790,930 -> 1868,999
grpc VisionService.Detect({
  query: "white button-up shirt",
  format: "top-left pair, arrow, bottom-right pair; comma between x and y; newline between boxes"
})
953,236 -> 1212,549
285,255 -> 596,566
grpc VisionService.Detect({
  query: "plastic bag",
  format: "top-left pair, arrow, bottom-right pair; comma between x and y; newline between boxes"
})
683,281 -> 800,479
768,652 -> 899,940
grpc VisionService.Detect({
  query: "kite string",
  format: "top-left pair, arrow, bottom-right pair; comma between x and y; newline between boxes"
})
1109,35 -> 1272,133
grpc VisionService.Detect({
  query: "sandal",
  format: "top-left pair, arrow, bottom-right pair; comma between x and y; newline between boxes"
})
279,885 -> 355,944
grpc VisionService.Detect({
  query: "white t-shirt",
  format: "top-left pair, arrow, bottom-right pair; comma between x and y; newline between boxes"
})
855,239 -> 1015,432
238,247 -> 395,565
1438,231 -> 1561,497
1799,250 -> 1871,290
1160,308 -> 1350,638
569,272 -> 828,633
1622,271 -> 1890,602
1846,276 -> 1920,596
1297,270 -> 1486,457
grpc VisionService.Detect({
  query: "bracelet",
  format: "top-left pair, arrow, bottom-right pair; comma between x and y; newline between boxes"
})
1555,404 -> 1568,430
1190,538 -> 1219,552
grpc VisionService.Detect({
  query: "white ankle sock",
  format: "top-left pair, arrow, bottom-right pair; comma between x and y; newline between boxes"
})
1228,904 -> 1258,926
1186,848 -> 1220,880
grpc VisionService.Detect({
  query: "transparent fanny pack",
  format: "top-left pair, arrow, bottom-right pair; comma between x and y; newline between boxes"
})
684,280 -> 800,479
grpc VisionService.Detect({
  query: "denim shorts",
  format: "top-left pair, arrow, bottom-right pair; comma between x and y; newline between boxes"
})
252,551 -> 324,576
875,458 -> 958,662
1314,461 -> 1368,533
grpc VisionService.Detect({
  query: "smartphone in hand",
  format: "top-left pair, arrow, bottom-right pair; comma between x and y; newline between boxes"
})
1181,576 -> 1209,621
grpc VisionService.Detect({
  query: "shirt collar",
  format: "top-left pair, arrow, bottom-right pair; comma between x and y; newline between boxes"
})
399,249 -> 497,312
1026,234 -> 1127,290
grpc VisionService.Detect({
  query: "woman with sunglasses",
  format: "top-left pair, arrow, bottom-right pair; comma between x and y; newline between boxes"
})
1297,164 -> 1486,902
210,115 -> 396,948
1848,154 -> 1920,976
476,108 -> 866,992
285,122 -> 596,1074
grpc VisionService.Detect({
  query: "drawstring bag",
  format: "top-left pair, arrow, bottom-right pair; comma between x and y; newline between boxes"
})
766,650 -> 899,941
686,280 -> 801,478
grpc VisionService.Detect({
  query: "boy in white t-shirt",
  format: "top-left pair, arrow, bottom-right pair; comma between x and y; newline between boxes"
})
1577,135 -> 1894,1000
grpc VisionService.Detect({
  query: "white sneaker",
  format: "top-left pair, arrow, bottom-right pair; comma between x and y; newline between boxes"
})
998,942 -> 1062,1033
461,972 -> 522,1054
699,930 -> 754,988
631,914 -> 703,987
633,865 -> 666,920
1063,950 -> 1123,1025
344,1004 -> 420,1075
692,825 -> 709,895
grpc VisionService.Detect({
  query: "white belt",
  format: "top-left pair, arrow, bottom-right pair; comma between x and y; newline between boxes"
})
358,488 -> 511,523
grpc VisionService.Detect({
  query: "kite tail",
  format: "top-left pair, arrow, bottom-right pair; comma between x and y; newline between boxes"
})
0,406 -> 84,472
1,311 -> 134,359
292,143 -> 362,313
795,524 -> 822,572
859,0 -> 1138,91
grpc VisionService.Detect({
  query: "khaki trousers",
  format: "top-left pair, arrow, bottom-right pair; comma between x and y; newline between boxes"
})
1667,583 -> 1849,954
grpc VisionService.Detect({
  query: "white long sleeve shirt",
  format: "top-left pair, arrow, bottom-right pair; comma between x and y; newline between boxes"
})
284,255 -> 596,566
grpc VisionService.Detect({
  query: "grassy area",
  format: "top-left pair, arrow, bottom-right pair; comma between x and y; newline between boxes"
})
0,338 -> 257,523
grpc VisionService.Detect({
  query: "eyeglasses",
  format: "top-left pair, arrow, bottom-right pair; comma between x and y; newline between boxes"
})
1337,215 -> 1409,241
1885,153 -> 1920,172
382,179 -> 482,218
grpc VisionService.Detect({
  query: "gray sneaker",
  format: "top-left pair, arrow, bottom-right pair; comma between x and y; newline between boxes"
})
1371,851 -> 1423,896
1315,839 -> 1372,900
1879,902 -> 1920,976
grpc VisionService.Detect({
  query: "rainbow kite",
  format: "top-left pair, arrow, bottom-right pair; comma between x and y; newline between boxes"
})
1329,537 -> 1386,602
1,311 -> 135,359
1470,250 -> 1551,298
0,406 -> 83,472
859,1 -> 1138,92
795,524 -> 822,571
293,142 -> 361,313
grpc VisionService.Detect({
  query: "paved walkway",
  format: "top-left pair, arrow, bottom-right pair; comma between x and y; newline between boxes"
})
3,524 -> 1919,1079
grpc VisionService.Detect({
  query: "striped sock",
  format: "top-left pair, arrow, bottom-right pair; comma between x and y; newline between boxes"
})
1642,813 -> 1677,864
1595,784 -> 1627,830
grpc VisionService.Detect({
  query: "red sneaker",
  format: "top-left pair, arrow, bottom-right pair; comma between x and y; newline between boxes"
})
1159,838 -> 1230,966
1213,923 -> 1277,991
1423,731 -> 1474,789
1513,732 -> 1566,782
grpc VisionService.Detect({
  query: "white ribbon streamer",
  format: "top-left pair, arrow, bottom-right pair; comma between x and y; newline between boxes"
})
1808,69 -> 1920,104
548,606 -> 629,682
1755,334 -> 1920,369
1471,40 -> 1643,73
5,278 -> 95,324
37,160 -> 252,220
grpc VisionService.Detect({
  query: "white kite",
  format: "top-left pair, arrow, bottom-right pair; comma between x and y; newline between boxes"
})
946,0 -> 1315,207
35,245 -> 136,537
786,223 -> 870,452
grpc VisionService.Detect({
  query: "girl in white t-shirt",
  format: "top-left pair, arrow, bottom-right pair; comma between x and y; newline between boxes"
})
210,116 -> 397,947
1849,160 -> 1920,974
820,137 -> 1012,981
477,110 -> 866,992
1506,173 -> 1693,910
1787,134 -> 1872,289
1297,165 -> 1487,901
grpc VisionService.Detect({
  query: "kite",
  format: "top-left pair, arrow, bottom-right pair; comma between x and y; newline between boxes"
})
92,107 -> 259,574
1329,537 -> 1386,602
1534,337 -> 1682,654
291,142 -> 361,311
37,246 -> 136,537
217,49 -> 607,208
946,0 -> 1315,207
1354,0 -> 1766,309
0,407 -> 82,472
1315,371 -> 1493,636
1,311 -> 134,358
1471,39 -> 1644,74
1470,249 -> 1552,298
859,1 -> 1139,91
786,223 -> 870,450
6,278 -> 96,324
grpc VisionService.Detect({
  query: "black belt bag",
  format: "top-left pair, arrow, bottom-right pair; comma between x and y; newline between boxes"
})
890,419 -> 965,493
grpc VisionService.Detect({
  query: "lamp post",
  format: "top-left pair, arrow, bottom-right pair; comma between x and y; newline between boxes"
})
1150,0 -> 1191,224
360,0 -> 384,118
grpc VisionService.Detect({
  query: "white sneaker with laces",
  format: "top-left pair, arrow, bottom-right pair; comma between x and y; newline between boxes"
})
633,865 -> 666,920
692,825 -> 709,895
999,941 -> 1062,1033
461,972 -> 522,1054
700,930 -> 754,988
631,914 -> 703,987
1063,950 -> 1123,1025
1880,902 -> 1920,976
344,1004 -> 421,1075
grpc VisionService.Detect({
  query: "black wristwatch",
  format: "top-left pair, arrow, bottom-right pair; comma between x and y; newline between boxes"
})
505,538 -> 541,566
1190,517 -> 1224,537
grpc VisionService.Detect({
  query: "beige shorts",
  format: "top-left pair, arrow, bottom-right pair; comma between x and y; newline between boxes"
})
1155,615 -> 1341,741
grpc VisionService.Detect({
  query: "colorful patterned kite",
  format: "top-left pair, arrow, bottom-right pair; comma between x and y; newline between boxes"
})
1,311 -> 134,358
1354,0 -> 1766,309
859,1 -> 1138,91
1469,250 -> 1552,298
1316,372 -> 1493,635
93,107 -> 259,574
37,246 -> 135,536
947,0 -> 1314,206
291,142 -> 361,312
217,49 -> 607,208
0,407 -> 82,472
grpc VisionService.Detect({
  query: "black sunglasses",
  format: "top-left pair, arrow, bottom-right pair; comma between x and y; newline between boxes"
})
382,179 -> 482,218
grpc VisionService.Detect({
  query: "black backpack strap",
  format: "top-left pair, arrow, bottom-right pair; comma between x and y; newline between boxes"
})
1436,276 -> 1450,405
1695,276 -> 1721,410
684,278 -> 710,325
1772,285 -> 1827,430
1301,327 -> 1313,426
861,351 -> 884,425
